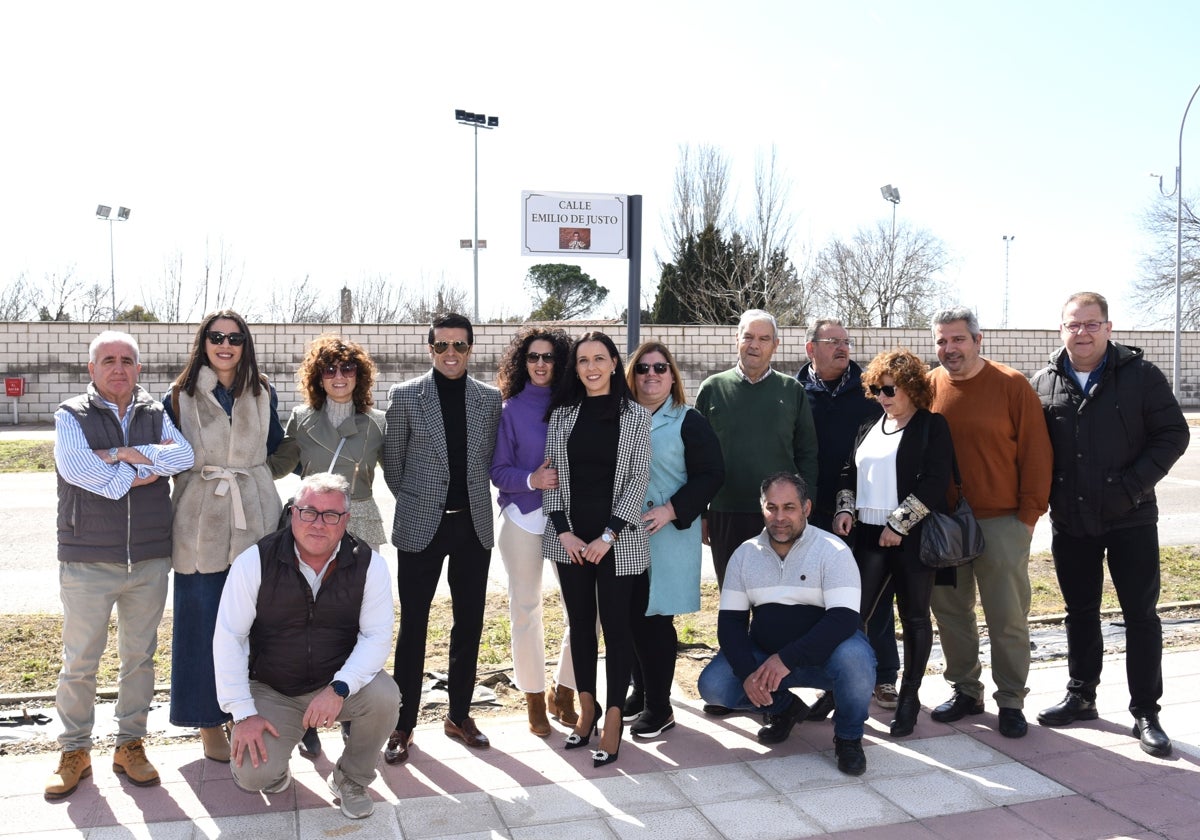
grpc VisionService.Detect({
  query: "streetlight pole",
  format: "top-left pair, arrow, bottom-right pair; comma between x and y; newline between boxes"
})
1155,82 -> 1200,401
95,205 -> 131,320
1002,235 -> 1015,328
455,109 -> 499,322
880,185 -> 901,326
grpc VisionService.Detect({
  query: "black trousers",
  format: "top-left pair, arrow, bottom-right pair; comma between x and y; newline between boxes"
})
708,510 -> 766,588
1051,523 -> 1163,714
855,524 -> 935,688
631,612 -> 676,714
557,553 -> 647,715
393,511 -> 490,731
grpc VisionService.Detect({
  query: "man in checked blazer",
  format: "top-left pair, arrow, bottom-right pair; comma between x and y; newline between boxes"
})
381,313 -> 502,764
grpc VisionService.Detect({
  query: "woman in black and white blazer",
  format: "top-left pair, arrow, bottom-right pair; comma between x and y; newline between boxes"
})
543,331 -> 651,769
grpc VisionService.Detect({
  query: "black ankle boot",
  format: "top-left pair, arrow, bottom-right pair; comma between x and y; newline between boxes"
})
889,685 -> 921,737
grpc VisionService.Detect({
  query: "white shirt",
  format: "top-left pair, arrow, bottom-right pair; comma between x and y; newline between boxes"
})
213,539 -> 394,722
854,417 -> 902,526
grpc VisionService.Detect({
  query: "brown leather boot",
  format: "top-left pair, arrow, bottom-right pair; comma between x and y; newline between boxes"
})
44,749 -> 92,800
547,683 -> 579,726
526,692 -> 552,737
112,738 -> 160,787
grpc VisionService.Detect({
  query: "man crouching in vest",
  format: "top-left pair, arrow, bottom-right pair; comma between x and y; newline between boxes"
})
213,472 -> 398,820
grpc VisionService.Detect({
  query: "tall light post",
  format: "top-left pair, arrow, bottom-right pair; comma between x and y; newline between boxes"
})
1155,82 -> 1200,401
880,185 -> 901,326
1002,234 -> 1015,328
95,205 -> 131,320
455,109 -> 499,322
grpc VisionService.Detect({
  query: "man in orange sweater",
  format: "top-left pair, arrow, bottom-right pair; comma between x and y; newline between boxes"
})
926,308 -> 1052,739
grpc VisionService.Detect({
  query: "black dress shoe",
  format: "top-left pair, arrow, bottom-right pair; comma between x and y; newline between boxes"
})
444,715 -> 490,748
930,690 -> 985,723
631,707 -> 676,739
806,691 -> 835,721
383,729 -> 412,765
298,727 -> 322,759
757,697 -> 808,745
1037,692 -> 1098,727
1132,714 -> 1172,757
702,704 -> 732,717
833,736 -> 867,776
998,708 -> 1028,738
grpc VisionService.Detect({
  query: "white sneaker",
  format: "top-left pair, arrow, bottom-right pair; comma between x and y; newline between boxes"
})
328,768 -> 373,819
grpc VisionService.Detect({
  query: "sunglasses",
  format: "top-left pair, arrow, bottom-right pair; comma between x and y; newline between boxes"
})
634,362 -> 670,375
206,330 -> 246,347
431,340 -> 471,354
321,361 -> 358,378
526,352 -> 555,364
868,384 -> 899,398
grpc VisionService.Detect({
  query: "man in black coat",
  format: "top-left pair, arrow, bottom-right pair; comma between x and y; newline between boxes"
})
1031,292 -> 1189,757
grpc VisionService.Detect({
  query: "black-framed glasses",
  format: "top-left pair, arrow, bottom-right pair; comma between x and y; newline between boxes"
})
1061,321 -> 1108,335
868,384 -> 899,398
321,361 -> 359,378
206,330 -> 247,347
813,337 -> 854,349
634,362 -> 670,375
293,506 -> 348,525
431,340 -> 471,354
526,352 -> 555,364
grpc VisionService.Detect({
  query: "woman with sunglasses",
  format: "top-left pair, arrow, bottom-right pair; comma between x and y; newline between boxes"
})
543,331 -> 650,769
833,349 -> 954,738
165,310 -> 284,762
623,342 -> 724,739
490,326 -> 578,737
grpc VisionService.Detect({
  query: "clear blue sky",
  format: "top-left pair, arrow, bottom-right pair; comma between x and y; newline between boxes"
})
2,1 -> 1197,329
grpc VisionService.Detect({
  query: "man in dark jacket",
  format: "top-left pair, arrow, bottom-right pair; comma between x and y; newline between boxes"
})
214,472 -> 398,819
1031,292 -> 1189,757
797,318 -> 895,716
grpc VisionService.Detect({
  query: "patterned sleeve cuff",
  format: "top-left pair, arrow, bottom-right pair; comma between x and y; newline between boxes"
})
887,493 -> 930,536
835,489 -> 856,517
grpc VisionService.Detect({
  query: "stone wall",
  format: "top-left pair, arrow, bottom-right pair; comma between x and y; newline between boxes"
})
1,321 -> 1197,422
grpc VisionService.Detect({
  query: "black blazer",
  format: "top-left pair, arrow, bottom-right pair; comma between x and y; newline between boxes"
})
838,408 -> 955,549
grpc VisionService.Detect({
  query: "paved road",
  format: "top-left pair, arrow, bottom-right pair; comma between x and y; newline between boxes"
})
3,425 -> 1196,614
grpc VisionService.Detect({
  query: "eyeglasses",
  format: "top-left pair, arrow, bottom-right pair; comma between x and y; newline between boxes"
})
526,352 -> 555,364
1061,321 -> 1108,335
634,362 -> 670,375
321,361 -> 358,378
293,506 -> 348,525
206,330 -> 247,347
813,338 -> 855,348
868,384 -> 899,398
431,340 -> 471,354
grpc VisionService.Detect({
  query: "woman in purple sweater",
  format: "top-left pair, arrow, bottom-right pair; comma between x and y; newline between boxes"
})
491,327 -> 577,735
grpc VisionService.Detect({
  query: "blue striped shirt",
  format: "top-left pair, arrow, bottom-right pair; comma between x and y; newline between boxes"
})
54,387 -> 194,500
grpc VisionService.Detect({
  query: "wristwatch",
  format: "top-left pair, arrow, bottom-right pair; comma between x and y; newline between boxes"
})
330,680 -> 350,698
107,447 -> 119,463
601,528 -> 617,545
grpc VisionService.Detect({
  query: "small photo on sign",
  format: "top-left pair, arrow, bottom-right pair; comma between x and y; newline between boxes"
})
560,228 -> 590,250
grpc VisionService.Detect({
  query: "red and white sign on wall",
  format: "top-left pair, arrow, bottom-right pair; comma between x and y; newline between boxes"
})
5,378 -> 24,398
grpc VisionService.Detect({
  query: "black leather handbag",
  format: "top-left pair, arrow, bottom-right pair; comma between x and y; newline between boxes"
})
916,421 -> 985,569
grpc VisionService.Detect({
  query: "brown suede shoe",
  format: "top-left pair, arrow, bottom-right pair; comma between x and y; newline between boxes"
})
113,738 -> 160,787
547,683 -> 579,726
526,692 -> 552,737
200,724 -> 231,762
443,715 -> 490,748
44,749 -> 92,800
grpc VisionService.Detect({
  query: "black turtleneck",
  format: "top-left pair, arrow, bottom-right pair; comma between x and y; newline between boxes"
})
434,369 -> 470,510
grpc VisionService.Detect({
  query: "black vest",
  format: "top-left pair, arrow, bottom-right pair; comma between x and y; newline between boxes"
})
248,528 -> 370,696
56,388 -> 173,564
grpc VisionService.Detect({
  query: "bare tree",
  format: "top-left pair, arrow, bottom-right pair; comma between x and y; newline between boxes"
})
348,274 -> 406,323
200,238 -> 248,317
143,250 -> 192,322
263,276 -> 336,323
400,277 -> 470,323
1134,193 -> 1200,329
36,267 -> 85,322
810,220 -> 949,328
0,273 -> 41,321
665,143 -> 732,251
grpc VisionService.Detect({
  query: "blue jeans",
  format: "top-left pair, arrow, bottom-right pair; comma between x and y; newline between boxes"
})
698,631 -> 876,740
170,569 -> 232,727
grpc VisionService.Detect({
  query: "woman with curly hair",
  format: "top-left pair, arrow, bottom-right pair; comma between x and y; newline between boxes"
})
543,331 -> 651,769
165,309 -> 284,762
272,335 -> 387,548
489,326 -> 578,736
833,349 -> 955,738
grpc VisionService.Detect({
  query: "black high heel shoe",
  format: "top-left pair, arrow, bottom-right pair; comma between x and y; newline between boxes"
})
565,699 -> 601,750
592,709 -> 624,768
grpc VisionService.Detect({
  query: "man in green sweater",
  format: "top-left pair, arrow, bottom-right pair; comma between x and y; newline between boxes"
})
696,309 -> 818,589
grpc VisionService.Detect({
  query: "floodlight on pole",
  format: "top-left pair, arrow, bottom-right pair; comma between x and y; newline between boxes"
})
1002,235 -> 1015,328
880,185 -> 901,326
455,108 -> 499,322
1154,81 -> 1200,401
96,204 -> 131,319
